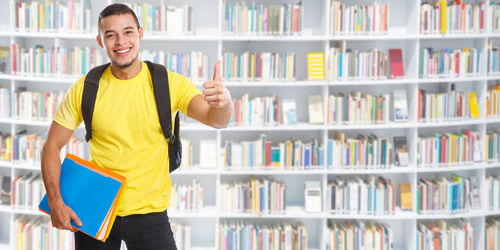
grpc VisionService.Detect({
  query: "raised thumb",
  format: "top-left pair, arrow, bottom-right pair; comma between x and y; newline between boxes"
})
213,61 -> 222,81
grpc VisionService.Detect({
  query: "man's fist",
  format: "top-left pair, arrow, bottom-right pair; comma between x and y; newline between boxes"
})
203,61 -> 231,108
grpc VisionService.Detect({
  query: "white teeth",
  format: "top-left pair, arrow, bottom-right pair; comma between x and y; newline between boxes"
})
116,48 -> 130,53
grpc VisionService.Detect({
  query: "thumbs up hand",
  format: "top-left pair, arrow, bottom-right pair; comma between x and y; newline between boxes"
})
203,61 -> 232,108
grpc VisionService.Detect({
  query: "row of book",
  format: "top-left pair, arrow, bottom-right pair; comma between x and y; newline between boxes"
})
326,220 -> 393,250
327,92 -> 392,125
417,130 -> 482,167
417,87 -> 479,122
326,176 -> 396,215
419,48 -> 480,78
329,1 -> 389,36
140,50 -> 209,81
13,0 -> 92,33
15,216 -> 73,250
416,219 -> 474,250
487,175 -> 500,210
486,216 -> 500,250
488,40 -> 500,75
420,1 -> 486,34
12,172 -> 44,209
417,175 -> 481,214
219,177 -> 286,215
170,222 -> 191,250
326,132 -> 396,169
486,130 -> 500,163
327,46 -> 388,81
127,3 -> 192,34
488,85 -> 500,118
14,89 -> 64,122
0,174 -> 11,205
11,44 -> 105,77
221,135 -> 323,170
223,51 -> 296,81
219,221 -> 307,250
170,180 -> 204,213
231,94 -> 283,127
223,3 -> 303,35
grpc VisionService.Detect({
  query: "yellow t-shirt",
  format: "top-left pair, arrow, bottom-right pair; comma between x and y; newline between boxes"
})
54,62 -> 202,216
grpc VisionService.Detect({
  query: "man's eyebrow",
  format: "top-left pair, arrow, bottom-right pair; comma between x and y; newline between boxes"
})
103,27 -> 135,34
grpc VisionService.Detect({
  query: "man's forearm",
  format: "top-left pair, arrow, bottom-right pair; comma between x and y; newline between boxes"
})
41,143 -> 64,205
208,103 -> 233,129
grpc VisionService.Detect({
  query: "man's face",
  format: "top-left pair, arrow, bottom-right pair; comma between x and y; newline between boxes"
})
97,14 -> 143,69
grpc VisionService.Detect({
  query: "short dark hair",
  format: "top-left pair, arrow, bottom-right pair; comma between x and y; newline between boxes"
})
98,3 -> 140,32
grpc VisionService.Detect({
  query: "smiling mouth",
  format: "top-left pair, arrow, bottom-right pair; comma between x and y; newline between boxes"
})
114,48 -> 131,56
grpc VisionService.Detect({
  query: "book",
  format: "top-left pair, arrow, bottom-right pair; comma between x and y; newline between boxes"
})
468,91 -> 479,118
199,140 -> 217,168
307,52 -> 325,80
393,136 -> 409,166
282,99 -> 297,125
38,154 -> 126,242
304,181 -> 321,213
308,95 -> 324,124
0,46 -> 8,74
399,183 -> 413,211
393,90 -> 408,122
389,49 -> 404,79
0,175 -> 10,205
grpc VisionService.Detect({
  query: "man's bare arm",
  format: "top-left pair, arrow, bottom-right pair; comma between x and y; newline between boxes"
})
41,121 -> 82,232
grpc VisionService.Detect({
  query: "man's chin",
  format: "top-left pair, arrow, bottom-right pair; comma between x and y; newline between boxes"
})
112,58 -> 137,69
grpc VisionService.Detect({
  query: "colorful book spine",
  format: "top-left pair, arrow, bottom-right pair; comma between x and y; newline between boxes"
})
486,216 -> 500,250
14,89 -> 64,122
220,177 -> 286,215
416,219 -> 474,250
231,94 -> 281,127
222,51 -> 295,81
420,1 -> 485,34
141,50 -> 209,81
417,175 -> 478,214
327,92 -> 391,125
417,89 -> 478,122
223,3 -> 302,35
11,44 -> 103,77
486,130 -> 500,163
170,221 -> 191,250
220,221 -> 308,250
327,132 -> 393,169
419,47 -> 480,78
13,0 -> 92,33
326,220 -> 393,250
170,179 -> 203,213
222,134 -> 323,170
417,130 -> 482,167
329,1 -> 389,35
15,216 -> 74,250
327,46 -> 388,81
326,176 -> 396,215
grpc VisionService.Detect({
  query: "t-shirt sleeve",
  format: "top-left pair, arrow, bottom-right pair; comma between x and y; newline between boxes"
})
168,71 -> 202,116
53,77 -> 85,130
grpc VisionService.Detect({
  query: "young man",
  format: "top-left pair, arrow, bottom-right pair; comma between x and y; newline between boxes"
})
40,3 -> 233,250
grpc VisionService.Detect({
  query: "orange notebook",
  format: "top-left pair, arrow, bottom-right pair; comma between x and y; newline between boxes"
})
39,154 -> 126,242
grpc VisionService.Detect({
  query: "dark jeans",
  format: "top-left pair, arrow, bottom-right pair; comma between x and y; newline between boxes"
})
75,210 -> 177,250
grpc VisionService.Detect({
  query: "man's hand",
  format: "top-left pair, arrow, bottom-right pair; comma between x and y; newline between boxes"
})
49,199 -> 82,232
203,61 -> 232,108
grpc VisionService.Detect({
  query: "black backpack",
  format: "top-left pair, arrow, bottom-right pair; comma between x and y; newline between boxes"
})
81,60 -> 182,173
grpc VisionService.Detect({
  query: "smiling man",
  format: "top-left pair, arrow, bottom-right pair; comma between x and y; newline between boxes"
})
40,3 -> 233,250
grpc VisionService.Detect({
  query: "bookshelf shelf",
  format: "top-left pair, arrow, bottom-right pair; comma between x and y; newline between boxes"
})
11,208 -> 44,216
326,122 -> 415,130
326,167 -> 417,175
0,0 -> 497,249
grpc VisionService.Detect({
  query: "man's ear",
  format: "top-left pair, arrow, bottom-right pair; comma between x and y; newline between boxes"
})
96,35 -> 104,48
139,26 -> 144,40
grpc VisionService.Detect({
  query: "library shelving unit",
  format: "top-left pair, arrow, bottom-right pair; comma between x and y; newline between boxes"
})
0,0 -> 499,249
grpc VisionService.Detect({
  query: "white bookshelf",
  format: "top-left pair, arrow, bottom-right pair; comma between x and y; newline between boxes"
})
0,0 -> 499,249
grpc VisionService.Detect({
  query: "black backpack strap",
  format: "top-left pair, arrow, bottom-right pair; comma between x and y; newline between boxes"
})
145,61 -> 182,172
82,63 -> 110,142
144,60 -> 174,141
